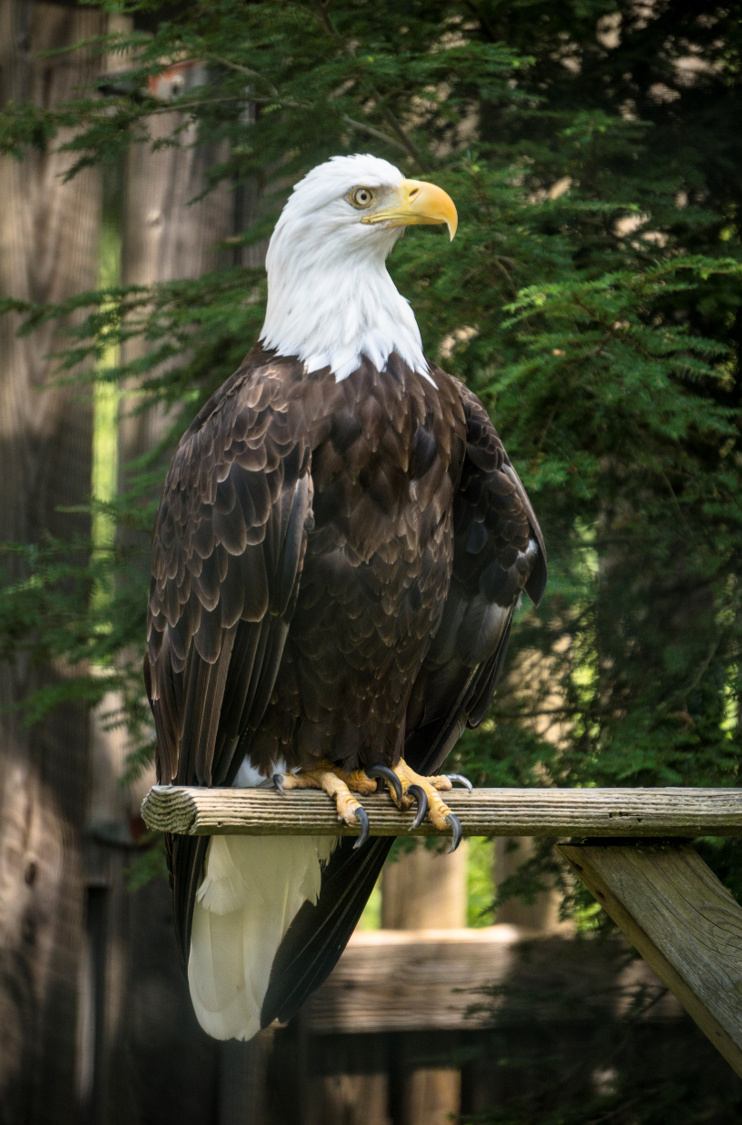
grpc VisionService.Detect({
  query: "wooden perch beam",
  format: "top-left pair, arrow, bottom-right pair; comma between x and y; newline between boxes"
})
141,785 -> 742,839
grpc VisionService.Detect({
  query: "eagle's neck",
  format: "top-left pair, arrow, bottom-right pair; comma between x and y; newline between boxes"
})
259,224 -> 429,383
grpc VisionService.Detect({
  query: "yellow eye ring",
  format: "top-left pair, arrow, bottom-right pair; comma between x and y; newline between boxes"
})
349,186 -> 375,209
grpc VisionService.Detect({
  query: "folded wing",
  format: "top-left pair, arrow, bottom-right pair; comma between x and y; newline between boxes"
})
144,353 -> 313,966
404,376 -> 546,776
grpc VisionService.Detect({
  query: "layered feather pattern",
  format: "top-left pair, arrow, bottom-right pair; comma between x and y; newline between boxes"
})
146,347 -> 545,1040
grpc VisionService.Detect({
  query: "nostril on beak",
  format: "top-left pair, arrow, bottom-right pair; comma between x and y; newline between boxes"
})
408,187 -> 419,200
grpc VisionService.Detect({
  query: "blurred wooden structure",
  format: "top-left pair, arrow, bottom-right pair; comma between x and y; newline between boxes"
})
381,843 -> 467,930
143,783 -> 742,1092
495,835 -> 570,932
118,54 -> 235,466
0,6 -> 106,1123
307,926 -> 557,1034
300,925 -> 675,1125
260,925 -> 723,1125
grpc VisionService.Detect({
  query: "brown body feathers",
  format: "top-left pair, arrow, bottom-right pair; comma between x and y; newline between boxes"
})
145,347 -> 545,1010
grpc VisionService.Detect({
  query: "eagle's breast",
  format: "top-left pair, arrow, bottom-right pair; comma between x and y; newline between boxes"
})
246,352 -> 467,775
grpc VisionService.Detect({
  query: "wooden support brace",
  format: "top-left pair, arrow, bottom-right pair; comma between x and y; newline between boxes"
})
558,842 -> 742,1079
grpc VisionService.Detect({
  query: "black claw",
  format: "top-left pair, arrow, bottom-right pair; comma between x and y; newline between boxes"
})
445,813 -> 463,854
447,773 -> 473,793
408,784 -> 428,830
365,765 -> 403,803
352,806 -> 370,850
272,773 -> 286,794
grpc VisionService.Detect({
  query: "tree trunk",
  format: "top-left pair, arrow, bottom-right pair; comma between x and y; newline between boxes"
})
381,844 -> 467,930
376,845 -> 467,1124
119,59 -> 235,465
494,837 -> 572,933
0,4 -> 104,1122
80,51 -> 238,1125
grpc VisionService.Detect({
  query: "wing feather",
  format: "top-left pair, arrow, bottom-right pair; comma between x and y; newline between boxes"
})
145,352 -> 313,964
260,837 -> 394,1028
405,375 -> 546,776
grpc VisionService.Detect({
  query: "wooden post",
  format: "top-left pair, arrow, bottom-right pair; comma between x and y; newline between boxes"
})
495,837 -> 571,933
305,1033 -> 391,1125
380,846 -> 467,1124
119,58 -> 235,467
381,844 -> 467,929
558,841 -> 742,1079
219,1029 -> 274,1125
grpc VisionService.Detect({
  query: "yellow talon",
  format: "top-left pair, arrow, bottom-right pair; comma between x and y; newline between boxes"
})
346,768 -> 379,796
277,763 -> 369,827
275,758 -> 461,848
388,759 -> 454,831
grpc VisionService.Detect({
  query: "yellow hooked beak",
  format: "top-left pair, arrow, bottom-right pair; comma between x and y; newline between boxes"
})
362,179 -> 458,240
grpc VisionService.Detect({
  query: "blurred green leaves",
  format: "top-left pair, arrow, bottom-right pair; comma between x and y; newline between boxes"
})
0,1 -> 741,899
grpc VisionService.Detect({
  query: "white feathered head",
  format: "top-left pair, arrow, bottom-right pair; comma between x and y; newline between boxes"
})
260,154 -> 457,382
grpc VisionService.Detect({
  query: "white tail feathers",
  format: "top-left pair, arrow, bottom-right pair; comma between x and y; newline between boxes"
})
188,834 -> 336,1041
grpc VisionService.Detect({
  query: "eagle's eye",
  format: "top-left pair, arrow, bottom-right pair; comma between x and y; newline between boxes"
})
349,186 -> 375,209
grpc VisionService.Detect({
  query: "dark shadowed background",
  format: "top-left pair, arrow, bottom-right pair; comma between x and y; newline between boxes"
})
0,1 -> 741,1122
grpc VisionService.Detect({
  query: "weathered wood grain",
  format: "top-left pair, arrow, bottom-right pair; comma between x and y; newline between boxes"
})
559,843 -> 742,1079
307,928 -> 515,1033
141,785 -> 742,839
304,928 -> 681,1034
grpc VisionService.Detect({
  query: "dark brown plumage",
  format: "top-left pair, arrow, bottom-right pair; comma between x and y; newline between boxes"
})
145,344 -> 545,1027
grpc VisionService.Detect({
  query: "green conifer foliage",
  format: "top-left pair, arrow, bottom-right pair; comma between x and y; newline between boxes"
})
1,2 -> 741,893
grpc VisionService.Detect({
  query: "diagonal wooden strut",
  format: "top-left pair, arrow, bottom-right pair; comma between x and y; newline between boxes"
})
559,842 -> 742,1079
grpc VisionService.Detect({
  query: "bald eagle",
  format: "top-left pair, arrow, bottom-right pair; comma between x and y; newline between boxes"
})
144,154 -> 545,1041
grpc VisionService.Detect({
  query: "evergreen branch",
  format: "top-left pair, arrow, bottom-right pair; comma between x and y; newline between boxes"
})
203,54 -> 279,97
376,104 -> 428,168
135,94 -> 312,118
311,0 -> 337,39
309,0 -> 427,168
683,635 -> 725,710
340,114 -> 411,156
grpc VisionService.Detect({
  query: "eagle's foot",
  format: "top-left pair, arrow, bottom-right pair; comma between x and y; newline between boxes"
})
275,764 -> 372,848
385,759 -> 464,852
